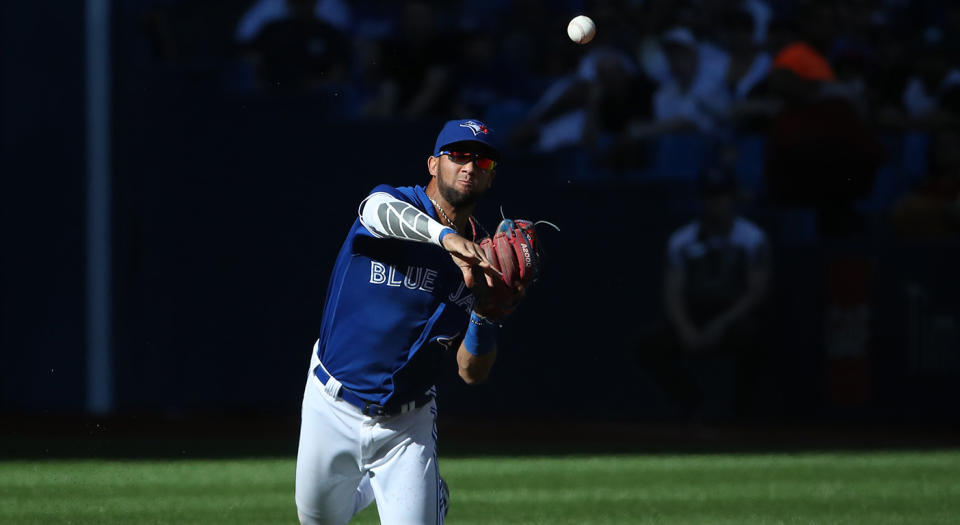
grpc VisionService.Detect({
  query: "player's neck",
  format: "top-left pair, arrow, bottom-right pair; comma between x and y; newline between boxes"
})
426,187 -> 473,234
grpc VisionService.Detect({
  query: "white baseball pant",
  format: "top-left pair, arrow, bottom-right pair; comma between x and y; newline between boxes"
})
295,349 -> 446,524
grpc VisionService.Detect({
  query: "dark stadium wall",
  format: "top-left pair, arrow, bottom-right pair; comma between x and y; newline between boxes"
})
1,2 -> 87,411
2,2 -> 959,425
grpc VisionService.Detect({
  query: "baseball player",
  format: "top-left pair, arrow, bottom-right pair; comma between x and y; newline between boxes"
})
295,119 -> 526,524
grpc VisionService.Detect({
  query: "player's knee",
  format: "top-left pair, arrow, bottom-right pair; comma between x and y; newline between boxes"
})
297,509 -> 325,525
297,510 -> 311,525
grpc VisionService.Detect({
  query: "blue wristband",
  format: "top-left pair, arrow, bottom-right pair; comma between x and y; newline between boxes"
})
437,227 -> 456,245
464,312 -> 499,356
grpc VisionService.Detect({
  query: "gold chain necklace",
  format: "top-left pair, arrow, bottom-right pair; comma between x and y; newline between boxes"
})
429,197 -> 457,230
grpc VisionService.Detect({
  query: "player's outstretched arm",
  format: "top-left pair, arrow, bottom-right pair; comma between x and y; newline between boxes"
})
359,192 -> 454,245
359,192 -> 500,287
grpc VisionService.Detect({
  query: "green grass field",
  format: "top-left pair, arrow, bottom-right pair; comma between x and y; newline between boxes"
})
2,451 -> 959,524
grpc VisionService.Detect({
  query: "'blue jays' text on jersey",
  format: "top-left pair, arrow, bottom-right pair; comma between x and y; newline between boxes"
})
315,184 -> 476,407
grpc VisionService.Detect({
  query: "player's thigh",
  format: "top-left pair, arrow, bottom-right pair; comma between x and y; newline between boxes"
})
295,381 -> 365,525
368,400 -> 445,525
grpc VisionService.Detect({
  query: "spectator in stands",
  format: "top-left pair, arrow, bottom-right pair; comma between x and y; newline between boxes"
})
823,36 -> 875,118
242,0 -> 351,93
361,2 -> 456,118
498,0 -> 574,84
509,46 -> 653,154
714,4 -> 778,130
450,30 -> 508,118
900,42 -> 960,124
764,38 -> 882,234
892,129 -> 960,237
617,25 -> 734,150
236,0 -> 352,43
633,166 -> 771,421
651,27 -> 732,133
719,5 -> 772,103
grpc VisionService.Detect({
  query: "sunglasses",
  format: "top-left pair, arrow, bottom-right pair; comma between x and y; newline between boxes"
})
438,150 -> 497,171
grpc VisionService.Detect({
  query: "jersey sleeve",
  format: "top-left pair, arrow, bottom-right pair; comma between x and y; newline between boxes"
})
357,185 -> 454,246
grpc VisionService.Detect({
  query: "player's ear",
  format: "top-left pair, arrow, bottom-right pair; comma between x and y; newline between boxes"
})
427,156 -> 439,177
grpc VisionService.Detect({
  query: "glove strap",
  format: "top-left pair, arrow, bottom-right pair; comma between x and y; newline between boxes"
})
464,312 -> 500,356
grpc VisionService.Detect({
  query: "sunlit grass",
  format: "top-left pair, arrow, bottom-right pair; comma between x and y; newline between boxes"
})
2,451 -> 958,524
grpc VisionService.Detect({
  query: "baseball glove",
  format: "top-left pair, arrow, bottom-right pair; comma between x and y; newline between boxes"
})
473,218 -> 553,320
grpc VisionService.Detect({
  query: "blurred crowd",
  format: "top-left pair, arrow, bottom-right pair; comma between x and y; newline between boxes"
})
139,0 -> 960,236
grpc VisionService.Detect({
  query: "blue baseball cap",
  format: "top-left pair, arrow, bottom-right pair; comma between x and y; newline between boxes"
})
433,119 -> 500,161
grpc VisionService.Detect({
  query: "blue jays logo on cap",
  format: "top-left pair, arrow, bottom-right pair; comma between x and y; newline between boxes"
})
434,118 -> 500,160
459,120 -> 490,136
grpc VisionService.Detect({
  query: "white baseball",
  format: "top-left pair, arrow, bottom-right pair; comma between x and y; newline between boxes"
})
567,15 -> 596,45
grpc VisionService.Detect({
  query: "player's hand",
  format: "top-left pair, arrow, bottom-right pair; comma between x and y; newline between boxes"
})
441,232 -> 501,288
473,281 -> 526,321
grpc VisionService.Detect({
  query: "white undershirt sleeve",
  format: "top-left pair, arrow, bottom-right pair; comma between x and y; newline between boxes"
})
358,192 -> 454,247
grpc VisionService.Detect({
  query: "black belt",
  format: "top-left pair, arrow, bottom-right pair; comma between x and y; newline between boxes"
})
314,365 -> 434,417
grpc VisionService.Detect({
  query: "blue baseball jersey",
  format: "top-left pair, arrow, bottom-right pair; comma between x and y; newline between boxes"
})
314,184 -> 476,407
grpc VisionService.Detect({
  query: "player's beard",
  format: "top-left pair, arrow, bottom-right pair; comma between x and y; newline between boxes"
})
437,170 -> 485,208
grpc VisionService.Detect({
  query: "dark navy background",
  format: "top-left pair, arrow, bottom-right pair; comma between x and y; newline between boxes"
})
2,2 -> 959,428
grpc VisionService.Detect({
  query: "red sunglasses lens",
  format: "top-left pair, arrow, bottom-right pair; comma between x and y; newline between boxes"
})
446,152 -> 496,170
476,157 -> 495,170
